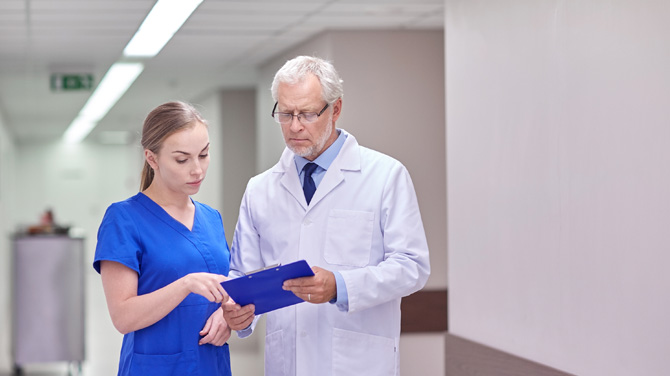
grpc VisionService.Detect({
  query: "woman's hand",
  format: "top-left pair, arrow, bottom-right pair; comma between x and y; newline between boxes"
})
199,307 -> 231,346
100,261 -> 230,335
182,273 -> 228,303
222,298 -> 256,330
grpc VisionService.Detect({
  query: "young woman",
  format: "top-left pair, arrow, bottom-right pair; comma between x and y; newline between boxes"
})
94,101 -> 232,375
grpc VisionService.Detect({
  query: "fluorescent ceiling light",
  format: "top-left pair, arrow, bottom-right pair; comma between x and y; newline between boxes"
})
124,0 -> 204,57
63,62 -> 144,143
63,0 -> 201,143
62,116 -> 96,144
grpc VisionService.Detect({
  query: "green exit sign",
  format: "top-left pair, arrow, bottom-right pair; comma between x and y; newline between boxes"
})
50,74 -> 94,91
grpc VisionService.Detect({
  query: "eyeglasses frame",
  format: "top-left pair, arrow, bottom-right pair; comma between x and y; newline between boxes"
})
271,102 -> 330,124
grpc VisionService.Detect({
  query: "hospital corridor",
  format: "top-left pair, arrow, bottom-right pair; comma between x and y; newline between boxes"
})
2,1 -> 669,375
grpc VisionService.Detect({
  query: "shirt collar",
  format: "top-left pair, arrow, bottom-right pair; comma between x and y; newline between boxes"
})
294,129 -> 347,172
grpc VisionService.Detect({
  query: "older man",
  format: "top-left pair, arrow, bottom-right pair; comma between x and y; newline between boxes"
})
223,56 -> 430,376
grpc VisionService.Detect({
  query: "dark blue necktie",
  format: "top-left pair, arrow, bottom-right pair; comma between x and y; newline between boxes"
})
302,162 -> 318,204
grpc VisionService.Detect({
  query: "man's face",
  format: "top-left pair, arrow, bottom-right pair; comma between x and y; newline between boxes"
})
276,73 -> 341,161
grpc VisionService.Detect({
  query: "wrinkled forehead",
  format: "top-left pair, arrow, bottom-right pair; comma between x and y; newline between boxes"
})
278,73 -> 323,98
277,82 -> 325,112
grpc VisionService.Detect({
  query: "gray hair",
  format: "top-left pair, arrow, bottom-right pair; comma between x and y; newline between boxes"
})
270,56 -> 344,104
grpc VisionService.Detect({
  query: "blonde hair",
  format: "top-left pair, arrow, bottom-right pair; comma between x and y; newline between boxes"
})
139,101 -> 208,190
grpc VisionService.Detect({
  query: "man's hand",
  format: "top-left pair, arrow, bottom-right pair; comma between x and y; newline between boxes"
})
282,266 -> 336,304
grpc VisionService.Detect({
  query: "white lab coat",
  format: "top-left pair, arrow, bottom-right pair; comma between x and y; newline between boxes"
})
231,130 -> 430,376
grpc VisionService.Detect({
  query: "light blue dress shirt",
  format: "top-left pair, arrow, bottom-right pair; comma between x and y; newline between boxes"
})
294,129 -> 350,311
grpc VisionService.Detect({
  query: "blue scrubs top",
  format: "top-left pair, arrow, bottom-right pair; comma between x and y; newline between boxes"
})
94,192 -> 232,376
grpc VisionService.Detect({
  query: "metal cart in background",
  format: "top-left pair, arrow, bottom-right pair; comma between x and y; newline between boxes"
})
12,234 -> 85,375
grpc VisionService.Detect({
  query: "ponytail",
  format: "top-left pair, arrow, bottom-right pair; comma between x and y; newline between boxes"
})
140,161 -> 154,191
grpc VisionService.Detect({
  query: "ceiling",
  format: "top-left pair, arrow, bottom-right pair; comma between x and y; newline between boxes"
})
0,0 -> 443,144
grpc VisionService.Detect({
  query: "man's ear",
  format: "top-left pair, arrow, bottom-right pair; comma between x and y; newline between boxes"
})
145,149 -> 158,170
331,98 -> 342,123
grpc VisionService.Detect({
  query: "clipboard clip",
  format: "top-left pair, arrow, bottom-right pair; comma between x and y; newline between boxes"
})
242,263 -> 281,276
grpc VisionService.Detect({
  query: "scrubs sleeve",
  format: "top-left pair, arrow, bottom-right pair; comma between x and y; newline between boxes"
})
93,203 -> 142,274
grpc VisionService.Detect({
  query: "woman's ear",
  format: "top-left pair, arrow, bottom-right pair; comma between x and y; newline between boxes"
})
145,149 -> 158,170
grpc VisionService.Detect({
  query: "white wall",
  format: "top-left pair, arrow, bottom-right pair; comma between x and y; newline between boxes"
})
192,94 -> 224,209
446,1 -> 670,375
0,108 -> 16,372
12,142 -> 140,263
1,95 -> 234,375
11,140 -> 140,375
258,30 -> 447,376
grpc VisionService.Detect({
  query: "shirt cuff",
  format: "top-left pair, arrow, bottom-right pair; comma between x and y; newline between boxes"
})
330,271 -> 349,312
236,324 -> 254,339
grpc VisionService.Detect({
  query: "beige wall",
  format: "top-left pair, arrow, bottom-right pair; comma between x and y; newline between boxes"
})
258,30 -> 447,290
447,0 -> 670,375
257,29 -> 447,375
330,30 -> 447,290
218,89 -> 257,244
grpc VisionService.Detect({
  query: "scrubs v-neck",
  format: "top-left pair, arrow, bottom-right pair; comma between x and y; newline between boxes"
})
94,192 -> 232,376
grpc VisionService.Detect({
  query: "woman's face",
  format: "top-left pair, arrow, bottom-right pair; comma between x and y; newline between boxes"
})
148,122 -> 210,196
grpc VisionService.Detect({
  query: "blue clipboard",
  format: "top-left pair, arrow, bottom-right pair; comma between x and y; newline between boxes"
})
221,260 -> 315,314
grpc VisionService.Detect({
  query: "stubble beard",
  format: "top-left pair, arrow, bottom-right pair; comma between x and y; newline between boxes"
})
289,114 -> 333,160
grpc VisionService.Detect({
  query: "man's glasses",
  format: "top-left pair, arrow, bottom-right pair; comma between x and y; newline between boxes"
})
271,102 -> 329,125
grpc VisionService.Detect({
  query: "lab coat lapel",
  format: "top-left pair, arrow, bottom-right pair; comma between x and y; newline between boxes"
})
276,148 -> 309,210
307,132 -> 361,209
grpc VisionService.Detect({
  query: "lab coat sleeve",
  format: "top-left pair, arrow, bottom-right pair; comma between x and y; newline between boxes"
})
341,162 -> 431,313
230,182 -> 265,276
229,181 -> 265,336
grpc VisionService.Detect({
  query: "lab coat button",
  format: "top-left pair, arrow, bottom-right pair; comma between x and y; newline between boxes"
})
301,331 -> 307,338
303,219 -> 311,226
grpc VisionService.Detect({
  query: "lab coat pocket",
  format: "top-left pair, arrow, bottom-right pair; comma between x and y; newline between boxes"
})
332,328 -> 396,376
324,210 -> 374,267
265,330 -> 286,376
130,349 -> 197,375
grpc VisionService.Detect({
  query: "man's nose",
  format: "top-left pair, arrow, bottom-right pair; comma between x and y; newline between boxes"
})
289,114 -> 304,132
